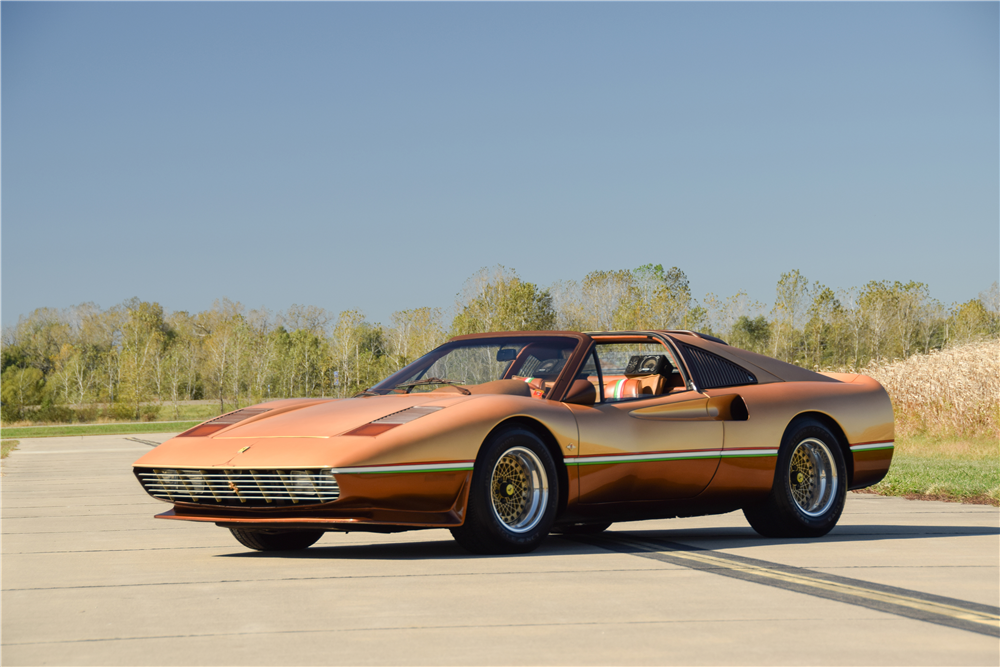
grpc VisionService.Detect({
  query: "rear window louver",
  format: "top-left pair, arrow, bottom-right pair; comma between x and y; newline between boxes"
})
179,408 -> 271,437
683,345 -> 757,389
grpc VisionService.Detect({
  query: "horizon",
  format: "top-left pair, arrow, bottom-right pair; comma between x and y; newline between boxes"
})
3,266 -> 998,334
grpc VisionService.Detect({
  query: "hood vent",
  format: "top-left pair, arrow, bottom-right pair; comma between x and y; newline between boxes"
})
179,408 -> 272,438
345,405 -> 444,437
373,406 -> 444,424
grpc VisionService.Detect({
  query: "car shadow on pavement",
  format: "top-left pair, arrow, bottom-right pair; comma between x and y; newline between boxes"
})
605,524 -> 1000,549
215,537 -> 566,560
213,522 -> 999,560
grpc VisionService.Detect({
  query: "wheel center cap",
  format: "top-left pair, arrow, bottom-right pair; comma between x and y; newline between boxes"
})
796,472 -> 805,484
505,483 -> 515,496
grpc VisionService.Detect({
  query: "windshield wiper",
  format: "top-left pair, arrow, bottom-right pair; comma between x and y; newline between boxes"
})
353,389 -> 383,398
394,378 -> 471,395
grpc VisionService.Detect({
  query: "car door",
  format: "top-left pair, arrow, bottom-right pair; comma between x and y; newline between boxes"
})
566,339 -> 724,502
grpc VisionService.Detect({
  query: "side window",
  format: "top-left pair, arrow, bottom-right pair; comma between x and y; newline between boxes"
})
507,344 -> 577,399
592,341 -> 686,403
577,350 -> 603,403
514,347 -> 571,380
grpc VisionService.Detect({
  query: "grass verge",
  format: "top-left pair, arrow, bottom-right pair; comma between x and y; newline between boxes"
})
155,403 -> 225,422
3,402 -> 223,428
1,440 -> 19,459
856,434 -> 999,506
1,422 -> 200,439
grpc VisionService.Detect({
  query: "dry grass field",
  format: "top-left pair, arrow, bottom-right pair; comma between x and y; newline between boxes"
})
861,338 -> 1000,439
853,340 -> 999,505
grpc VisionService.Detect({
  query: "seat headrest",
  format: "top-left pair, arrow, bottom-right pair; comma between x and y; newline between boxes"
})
624,355 -> 670,378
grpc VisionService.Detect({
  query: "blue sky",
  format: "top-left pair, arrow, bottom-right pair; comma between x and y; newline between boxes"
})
3,2 -> 997,327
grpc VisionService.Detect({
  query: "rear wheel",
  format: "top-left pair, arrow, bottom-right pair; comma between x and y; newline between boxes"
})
229,528 -> 324,551
743,419 -> 847,538
451,427 -> 558,554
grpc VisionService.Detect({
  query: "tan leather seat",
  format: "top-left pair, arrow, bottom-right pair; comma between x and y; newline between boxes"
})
604,377 -> 640,401
510,376 -> 547,398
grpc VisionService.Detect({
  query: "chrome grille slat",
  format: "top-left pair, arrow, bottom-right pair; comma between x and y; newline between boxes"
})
136,468 -> 340,507
141,482 -> 340,488
143,487 -> 335,494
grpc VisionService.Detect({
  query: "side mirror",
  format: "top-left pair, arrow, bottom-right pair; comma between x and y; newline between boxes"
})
562,379 -> 597,406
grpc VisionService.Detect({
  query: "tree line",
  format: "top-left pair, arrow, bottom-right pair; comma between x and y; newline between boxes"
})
2,265 -> 997,423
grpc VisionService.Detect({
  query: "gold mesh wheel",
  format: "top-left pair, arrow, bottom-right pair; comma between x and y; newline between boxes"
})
788,437 -> 838,517
489,446 -> 548,533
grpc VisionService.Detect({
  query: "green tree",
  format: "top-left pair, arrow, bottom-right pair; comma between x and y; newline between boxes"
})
703,290 -> 766,343
197,299 -> 248,412
288,328 -> 326,397
730,315 -> 771,354
914,298 -> 947,356
950,299 -> 997,344
269,326 -> 294,397
1,366 -> 44,421
580,269 -> 638,331
892,281 -> 930,359
631,264 -> 693,329
771,270 -> 810,362
803,286 -> 841,369
858,281 -> 896,362
167,311 -> 204,402
244,309 -> 279,403
11,308 -> 72,375
387,308 -> 446,372
451,266 -> 555,335
328,311 -> 389,397
330,310 -> 371,397
681,304 -> 711,334
1,342 -> 28,374
118,300 -> 168,420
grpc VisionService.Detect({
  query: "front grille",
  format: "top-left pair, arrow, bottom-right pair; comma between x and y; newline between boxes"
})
136,468 -> 340,507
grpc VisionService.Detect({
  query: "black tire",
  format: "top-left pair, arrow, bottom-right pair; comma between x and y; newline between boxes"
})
450,427 -> 559,554
551,522 -> 613,535
229,528 -> 324,551
743,419 -> 847,538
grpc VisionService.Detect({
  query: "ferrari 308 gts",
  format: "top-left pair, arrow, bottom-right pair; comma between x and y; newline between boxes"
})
133,330 -> 894,553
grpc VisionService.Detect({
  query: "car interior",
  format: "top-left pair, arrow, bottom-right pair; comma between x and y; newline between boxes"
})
594,354 -> 687,402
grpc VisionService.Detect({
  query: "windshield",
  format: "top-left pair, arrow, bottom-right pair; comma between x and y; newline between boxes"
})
369,336 -> 582,397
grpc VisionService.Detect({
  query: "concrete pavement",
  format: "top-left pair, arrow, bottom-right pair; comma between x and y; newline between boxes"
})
2,434 -> 998,665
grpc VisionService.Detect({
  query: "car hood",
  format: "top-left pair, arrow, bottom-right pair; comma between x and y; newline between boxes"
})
132,392 -> 489,470
210,393 -> 469,439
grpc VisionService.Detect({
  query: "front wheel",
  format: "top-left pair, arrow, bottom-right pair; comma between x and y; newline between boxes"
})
229,528 -> 324,551
451,427 -> 558,554
743,419 -> 847,538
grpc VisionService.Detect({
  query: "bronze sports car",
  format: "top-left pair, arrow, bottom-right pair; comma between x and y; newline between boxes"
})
133,330 -> 894,554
